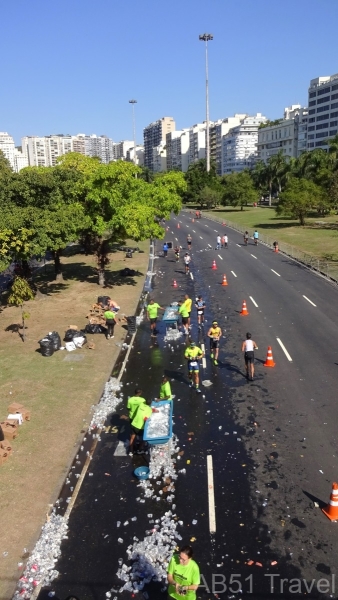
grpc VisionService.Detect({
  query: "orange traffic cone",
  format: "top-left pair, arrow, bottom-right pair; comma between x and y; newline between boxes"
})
240,300 -> 249,315
221,274 -> 228,286
322,483 -> 338,521
172,279 -> 178,288
212,260 -> 217,270
264,346 -> 275,367
177,223 -> 180,229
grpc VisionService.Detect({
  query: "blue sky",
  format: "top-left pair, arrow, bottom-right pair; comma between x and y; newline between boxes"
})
2,0 -> 338,146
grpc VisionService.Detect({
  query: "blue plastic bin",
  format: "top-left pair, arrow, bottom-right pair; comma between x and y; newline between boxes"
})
134,466 -> 150,480
143,400 -> 173,445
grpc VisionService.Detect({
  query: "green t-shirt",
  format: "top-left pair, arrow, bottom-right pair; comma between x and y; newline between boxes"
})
127,396 -> 146,421
147,303 -> 161,319
179,304 -> 189,318
131,404 -> 152,430
104,310 -> 116,320
168,555 -> 200,600
160,381 -> 172,400
184,346 -> 203,360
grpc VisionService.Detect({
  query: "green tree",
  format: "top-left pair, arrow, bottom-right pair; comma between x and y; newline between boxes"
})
198,185 -> 222,208
220,171 -> 258,210
276,178 -> 326,225
8,276 -> 34,342
184,159 -> 218,203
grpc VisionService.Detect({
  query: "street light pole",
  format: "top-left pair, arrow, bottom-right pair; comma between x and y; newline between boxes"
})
199,33 -> 213,172
129,99 -> 137,164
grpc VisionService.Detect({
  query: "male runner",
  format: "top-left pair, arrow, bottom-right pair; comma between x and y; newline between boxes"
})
195,295 -> 206,328
207,320 -> 222,366
184,253 -> 191,275
187,234 -> 192,250
184,341 -> 204,393
241,332 -> 258,381
146,299 -> 164,337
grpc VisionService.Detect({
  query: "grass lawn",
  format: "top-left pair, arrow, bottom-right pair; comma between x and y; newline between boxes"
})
0,241 -> 149,600
199,206 -> 338,261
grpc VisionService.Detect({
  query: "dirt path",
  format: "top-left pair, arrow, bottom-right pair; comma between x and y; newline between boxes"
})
0,243 -> 149,600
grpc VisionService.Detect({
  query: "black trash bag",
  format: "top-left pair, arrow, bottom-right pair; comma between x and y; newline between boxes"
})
120,268 -> 136,277
48,331 -> 61,351
39,337 -> 55,357
126,316 -> 137,334
64,328 -> 80,342
85,324 -> 105,334
97,296 -> 110,306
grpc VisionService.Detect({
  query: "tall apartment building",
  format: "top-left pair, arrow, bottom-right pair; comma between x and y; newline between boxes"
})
152,142 -> 167,172
257,105 -> 308,163
143,117 -> 175,170
112,140 -> 134,161
222,113 -> 267,175
188,123 -> 206,165
22,134 -> 115,166
0,132 -> 28,171
307,74 -> 338,151
166,129 -> 190,172
126,145 -> 144,166
210,115 -> 247,174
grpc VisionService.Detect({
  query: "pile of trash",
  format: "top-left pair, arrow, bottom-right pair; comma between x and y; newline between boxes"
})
146,404 -> 171,439
89,377 -> 123,430
164,328 -> 182,342
116,511 -> 182,594
12,511 -> 68,600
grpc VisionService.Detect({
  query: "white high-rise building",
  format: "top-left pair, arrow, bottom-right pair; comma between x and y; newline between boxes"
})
152,142 -> 167,172
210,115 -> 247,174
257,105 -> 308,163
143,117 -> 175,170
126,145 -> 144,166
307,73 -> 338,151
22,134 -> 115,166
188,123 -> 206,165
166,129 -> 190,172
222,113 -> 267,174
112,140 -> 134,161
14,148 -> 28,171
0,132 -> 15,169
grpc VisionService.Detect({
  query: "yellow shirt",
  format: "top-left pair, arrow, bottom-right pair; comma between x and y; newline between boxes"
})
209,326 -> 221,339
183,298 -> 192,313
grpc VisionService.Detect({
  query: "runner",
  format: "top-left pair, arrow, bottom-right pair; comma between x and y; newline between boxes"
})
253,230 -> 259,245
195,295 -> 206,328
163,242 -> 169,257
216,235 -> 221,250
207,320 -> 222,365
183,252 -> 191,275
184,341 -> 204,393
174,245 -> 180,262
222,234 -> 228,248
183,293 -> 193,329
146,299 -> 164,337
187,234 -> 192,250
178,300 -> 190,335
243,231 -> 249,246
241,332 -> 258,381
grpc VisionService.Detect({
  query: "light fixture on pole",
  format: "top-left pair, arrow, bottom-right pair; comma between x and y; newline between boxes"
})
199,33 -> 213,172
129,99 -> 137,164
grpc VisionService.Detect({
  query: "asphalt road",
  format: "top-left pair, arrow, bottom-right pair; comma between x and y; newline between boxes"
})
37,213 -> 338,600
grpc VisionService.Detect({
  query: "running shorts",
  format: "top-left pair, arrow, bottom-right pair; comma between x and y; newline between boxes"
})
245,351 -> 254,364
188,360 -> 199,372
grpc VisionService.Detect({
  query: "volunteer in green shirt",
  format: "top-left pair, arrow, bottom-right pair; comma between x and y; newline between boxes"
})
129,401 -> 158,454
147,299 -> 164,336
184,341 -> 204,393
104,309 -> 117,339
183,294 -> 192,329
167,545 -> 200,600
178,302 -> 190,335
127,388 -> 147,421
155,375 -> 172,401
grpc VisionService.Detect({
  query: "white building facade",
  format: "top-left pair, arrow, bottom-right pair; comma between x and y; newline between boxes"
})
22,134 -> 115,166
166,129 -> 190,172
188,123 -> 206,165
126,145 -> 144,166
257,105 -> 308,163
112,140 -> 134,161
152,142 -> 167,172
0,132 -> 27,171
210,115 -> 247,174
307,74 -> 338,151
222,113 -> 267,174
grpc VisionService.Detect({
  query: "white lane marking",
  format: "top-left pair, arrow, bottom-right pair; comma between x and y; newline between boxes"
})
186,225 -> 189,228
199,236 -> 203,239
179,220 -> 182,223
175,237 -> 178,241
271,269 -> 280,277
171,231 -> 174,234
231,271 -> 237,277
218,254 -> 223,260
207,455 -> 216,534
251,254 -> 257,259
214,229 -> 218,232
249,296 -> 258,308
276,337 -> 293,362
236,243 -> 241,247
205,224 -> 209,227
190,272 -> 194,281
201,343 -> 206,369
303,295 -> 317,307
208,244 -> 212,248
192,230 -> 196,233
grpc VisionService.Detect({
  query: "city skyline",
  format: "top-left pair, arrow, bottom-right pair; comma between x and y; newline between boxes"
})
2,0 -> 338,145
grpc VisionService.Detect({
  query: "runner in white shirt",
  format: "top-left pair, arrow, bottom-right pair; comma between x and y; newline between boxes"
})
241,332 -> 258,381
216,235 -> 221,250
184,253 -> 191,275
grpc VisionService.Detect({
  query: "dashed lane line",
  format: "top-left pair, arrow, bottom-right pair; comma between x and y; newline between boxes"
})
251,254 -> 257,259
190,272 -> 194,281
201,343 -> 206,369
236,243 -> 241,247
218,254 -> 223,260
207,455 -> 216,534
208,244 -> 212,248
271,269 -> 280,277
249,296 -> 258,308
214,229 -> 218,232
200,236 -> 203,239
192,230 -> 196,233
303,295 -> 316,307
231,271 -> 237,277
276,337 -> 293,362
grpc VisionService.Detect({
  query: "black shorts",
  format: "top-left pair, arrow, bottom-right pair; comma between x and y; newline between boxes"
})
210,339 -> 219,349
245,351 -> 254,364
182,316 -> 189,325
131,425 -> 143,435
197,309 -> 204,316
150,317 -> 157,324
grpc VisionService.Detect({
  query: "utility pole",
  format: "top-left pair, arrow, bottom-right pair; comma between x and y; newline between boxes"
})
129,99 -> 137,164
199,33 -> 213,172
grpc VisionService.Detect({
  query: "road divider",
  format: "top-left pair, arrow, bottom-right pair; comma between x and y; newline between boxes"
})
303,295 -> 316,307
271,269 -> 281,277
249,296 -> 258,308
276,337 -> 293,362
207,455 -> 216,534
